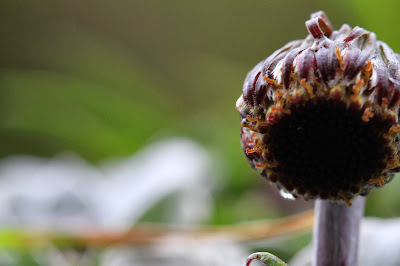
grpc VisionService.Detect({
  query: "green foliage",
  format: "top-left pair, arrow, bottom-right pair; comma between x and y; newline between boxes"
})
245,251 -> 288,266
0,67 -> 175,161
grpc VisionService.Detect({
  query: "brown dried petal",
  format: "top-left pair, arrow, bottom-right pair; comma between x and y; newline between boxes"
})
242,62 -> 263,106
282,47 -> 306,89
343,48 -> 370,80
262,40 -> 303,77
344,26 -> 369,44
315,44 -> 338,82
298,48 -> 315,80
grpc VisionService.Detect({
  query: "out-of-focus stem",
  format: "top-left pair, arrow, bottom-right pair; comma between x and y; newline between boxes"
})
312,196 -> 366,266
245,252 -> 287,266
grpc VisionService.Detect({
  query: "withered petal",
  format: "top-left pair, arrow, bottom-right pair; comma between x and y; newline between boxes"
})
344,26 -> 369,44
315,44 -> 338,82
344,48 -> 370,80
298,48 -> 316,80
282,47 -> 306,89
242,61 -> 263,106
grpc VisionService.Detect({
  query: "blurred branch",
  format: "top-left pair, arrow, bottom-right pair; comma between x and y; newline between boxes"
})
245,252 -> 288,266
4,210 -> 313,248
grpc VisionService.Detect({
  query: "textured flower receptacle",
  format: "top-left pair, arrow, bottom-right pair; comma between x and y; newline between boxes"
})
237,11 -> 400,205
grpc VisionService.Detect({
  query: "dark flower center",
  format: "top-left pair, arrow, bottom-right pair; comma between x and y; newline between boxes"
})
269,100 -> 390,195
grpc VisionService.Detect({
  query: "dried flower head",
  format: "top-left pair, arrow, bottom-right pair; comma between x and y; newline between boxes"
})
236,11 -> 400,205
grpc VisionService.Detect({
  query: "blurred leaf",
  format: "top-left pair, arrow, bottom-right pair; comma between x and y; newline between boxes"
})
365,173 -> 400,217
0,230 -> 27,249
0,69 -> 175,161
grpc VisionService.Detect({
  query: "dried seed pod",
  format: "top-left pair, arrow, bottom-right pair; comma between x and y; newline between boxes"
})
236,11 -> 400,205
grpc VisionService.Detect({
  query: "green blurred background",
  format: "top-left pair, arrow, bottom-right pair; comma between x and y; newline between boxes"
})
1,0 -> 400,264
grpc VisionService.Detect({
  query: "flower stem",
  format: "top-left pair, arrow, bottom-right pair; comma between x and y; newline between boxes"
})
312,196 -> 366,266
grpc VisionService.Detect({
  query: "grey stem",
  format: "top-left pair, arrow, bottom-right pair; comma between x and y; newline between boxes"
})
312,196 -> 366,266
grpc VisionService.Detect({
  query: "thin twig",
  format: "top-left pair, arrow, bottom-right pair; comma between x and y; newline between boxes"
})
8,210 -> 314,248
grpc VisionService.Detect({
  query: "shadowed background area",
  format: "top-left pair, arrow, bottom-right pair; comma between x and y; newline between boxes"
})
0,0 -> 400,265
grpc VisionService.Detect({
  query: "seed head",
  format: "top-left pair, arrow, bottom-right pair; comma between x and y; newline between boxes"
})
236,11 -> 400,205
